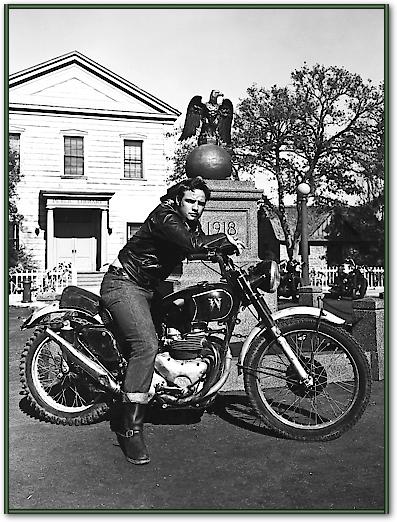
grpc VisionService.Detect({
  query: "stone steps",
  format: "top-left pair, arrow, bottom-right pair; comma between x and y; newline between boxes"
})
76,272 -> 103,294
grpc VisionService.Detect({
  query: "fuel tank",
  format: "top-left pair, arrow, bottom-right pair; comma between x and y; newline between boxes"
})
160,282 -> 234,330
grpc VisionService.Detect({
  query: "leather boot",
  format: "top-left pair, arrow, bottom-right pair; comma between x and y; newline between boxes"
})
115,403 -> 150,465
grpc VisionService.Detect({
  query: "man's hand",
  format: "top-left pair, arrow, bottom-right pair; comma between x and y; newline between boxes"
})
226,234 -> 245,255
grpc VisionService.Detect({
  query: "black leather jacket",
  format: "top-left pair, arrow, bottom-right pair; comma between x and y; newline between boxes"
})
118,201 -> 233,288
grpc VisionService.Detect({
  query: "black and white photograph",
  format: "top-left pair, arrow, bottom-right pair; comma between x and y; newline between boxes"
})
6,3 -> 386,513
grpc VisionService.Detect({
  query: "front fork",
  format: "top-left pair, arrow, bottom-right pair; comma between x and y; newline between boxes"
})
269,324 -> 314,387
237,275 -> 313,387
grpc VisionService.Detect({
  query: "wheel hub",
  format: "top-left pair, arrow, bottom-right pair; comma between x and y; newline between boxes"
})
286,357 -> 328,398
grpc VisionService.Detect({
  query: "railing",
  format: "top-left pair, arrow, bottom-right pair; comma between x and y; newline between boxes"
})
9,264 -> 384,295
309,266 -> 384,290
9,264 -> 77,295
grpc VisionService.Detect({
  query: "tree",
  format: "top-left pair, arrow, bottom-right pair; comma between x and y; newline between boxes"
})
234,64 -> 383,259
346,102 -> 384,204
326,196 -> 384,266
9,148 -> 21,222
165,127 -> 197,185
8,147 -> 35,268
291,64 -> 383,200
233,85 -> 301,257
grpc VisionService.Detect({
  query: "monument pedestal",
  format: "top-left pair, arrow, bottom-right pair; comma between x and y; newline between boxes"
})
171,179 -> 277,338
352,297 -> 384,381
298,285 -> 324,308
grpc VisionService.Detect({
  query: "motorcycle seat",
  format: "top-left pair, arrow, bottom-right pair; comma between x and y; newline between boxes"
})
59,285 -> 115,325
59,285 -> 102,314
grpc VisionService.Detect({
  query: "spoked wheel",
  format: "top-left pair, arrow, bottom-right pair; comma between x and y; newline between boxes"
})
20,328 -> 110,425
243,318 -> 371,441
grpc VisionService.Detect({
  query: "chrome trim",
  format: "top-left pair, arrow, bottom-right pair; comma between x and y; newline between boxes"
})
238,306 -> 345,371
201,347 -> 233,397
269,261 -> 280,293
45,327 -> 120,394
273,306 -> 345,325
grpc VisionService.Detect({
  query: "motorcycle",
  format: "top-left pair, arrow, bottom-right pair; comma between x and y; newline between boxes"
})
278,259 -> 301,302
20,247 -> 371,441
329,260 -> 368,300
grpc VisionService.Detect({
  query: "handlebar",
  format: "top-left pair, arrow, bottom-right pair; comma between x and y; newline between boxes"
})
187,252 -> 216,261
187,245 -> 238,263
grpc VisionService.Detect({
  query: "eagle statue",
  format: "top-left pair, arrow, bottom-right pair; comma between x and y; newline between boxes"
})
179,90 -> 233,147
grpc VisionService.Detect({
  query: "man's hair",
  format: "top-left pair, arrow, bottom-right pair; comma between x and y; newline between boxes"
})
176,176 -> 211,202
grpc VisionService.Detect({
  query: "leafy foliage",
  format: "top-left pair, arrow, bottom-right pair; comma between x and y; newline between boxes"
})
9,149 -> 22,223
234,63 -> 383,258
326,195 -> 384,266
165,127 -> 197,185
8,147 -> 36,269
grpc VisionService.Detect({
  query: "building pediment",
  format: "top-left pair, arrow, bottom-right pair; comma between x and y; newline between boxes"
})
10,51 -> 180,119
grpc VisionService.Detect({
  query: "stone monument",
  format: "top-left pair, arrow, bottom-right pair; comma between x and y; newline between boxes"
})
172,91 -> 277,337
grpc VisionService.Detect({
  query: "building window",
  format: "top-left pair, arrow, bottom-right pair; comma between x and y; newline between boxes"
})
126,222 -> 142,241
124,140 -> 143,178
64,136 -> 84,176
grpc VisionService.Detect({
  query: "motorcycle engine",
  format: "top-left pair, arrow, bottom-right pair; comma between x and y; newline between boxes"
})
150,325 -> 218,399
155,352 -> 208,389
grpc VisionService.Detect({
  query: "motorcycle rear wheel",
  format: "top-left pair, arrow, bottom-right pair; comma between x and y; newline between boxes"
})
20,328 -> 110,425
243,317 -> 371,441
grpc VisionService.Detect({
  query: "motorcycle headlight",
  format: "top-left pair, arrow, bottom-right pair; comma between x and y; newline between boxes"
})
247,260 -> 280,294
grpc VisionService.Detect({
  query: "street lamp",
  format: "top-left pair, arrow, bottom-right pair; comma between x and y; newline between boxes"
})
297,181 -> 311,286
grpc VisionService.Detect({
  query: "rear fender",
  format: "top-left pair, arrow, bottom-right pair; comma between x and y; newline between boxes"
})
21,301 -> 102,330
238,306 -> 345,372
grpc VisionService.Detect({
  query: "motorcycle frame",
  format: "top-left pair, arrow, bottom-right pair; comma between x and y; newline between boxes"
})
21,254 -> 346,405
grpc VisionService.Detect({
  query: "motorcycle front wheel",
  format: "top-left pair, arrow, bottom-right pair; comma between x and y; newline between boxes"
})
20,328 -> 111,425
243,317 -> 371,441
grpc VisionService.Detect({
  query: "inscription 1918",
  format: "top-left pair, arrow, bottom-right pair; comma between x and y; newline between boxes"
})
206,221 -> 238,237
201,210 -> 249,246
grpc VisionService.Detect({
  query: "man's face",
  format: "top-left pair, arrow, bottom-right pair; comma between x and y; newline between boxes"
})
177,189 -> 207,223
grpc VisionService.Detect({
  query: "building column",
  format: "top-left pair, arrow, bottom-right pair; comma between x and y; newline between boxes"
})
101,209 -> 108,269
47,208 -> 55,269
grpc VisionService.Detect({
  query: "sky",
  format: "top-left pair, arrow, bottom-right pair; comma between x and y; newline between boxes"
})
8,5 -> 385,123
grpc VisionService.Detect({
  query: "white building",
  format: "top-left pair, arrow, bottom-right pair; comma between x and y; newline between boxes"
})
9,51 -> 180,279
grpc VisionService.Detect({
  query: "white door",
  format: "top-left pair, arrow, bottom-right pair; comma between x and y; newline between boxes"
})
53,209 -> 98,271
55,237 -> 95,271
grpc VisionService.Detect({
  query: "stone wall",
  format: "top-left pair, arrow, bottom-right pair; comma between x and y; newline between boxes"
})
352,297 -> 385,381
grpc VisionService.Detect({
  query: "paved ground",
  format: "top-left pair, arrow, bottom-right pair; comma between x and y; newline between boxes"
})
6,306 -> 386,513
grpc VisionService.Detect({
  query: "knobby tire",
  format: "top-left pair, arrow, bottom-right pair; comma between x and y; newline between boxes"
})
243,317 -> 371,441
20,328 -> 110,426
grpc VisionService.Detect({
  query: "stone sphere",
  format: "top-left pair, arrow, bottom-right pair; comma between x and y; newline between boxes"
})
185,144 -> 232,180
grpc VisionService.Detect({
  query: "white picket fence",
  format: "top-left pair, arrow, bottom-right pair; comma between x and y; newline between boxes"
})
9,264 -> 78,295
9,264 -> 384,296
309,266 -> 384,291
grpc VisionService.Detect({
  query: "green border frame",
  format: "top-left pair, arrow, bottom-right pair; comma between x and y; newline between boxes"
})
4,2 -> 389,515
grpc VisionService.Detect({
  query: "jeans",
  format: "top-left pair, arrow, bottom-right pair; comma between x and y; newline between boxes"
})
100,272 -> 158,404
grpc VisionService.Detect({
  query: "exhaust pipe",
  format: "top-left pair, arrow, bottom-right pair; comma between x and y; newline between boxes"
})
45,328 -> 121,395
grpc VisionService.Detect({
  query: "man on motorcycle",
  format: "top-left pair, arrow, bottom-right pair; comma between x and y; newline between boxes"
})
100,176 -> 243,465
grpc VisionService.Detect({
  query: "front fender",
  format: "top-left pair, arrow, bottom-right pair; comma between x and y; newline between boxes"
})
273,306 -> 345,325
238,306 -> 345,372
21,301 -> 103,329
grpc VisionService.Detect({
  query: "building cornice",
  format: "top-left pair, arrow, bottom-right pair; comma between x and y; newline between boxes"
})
40,190 -> 115,199
10,51 -> 181,117
10,103 -> 178,122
